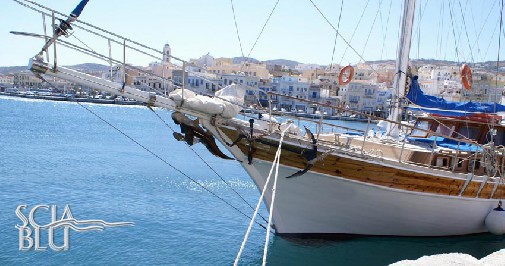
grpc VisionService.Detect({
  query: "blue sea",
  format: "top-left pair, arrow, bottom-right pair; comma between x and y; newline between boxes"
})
1,95 -> 504,265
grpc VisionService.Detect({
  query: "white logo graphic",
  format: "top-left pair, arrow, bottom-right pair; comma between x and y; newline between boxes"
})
16,204 -> 134,251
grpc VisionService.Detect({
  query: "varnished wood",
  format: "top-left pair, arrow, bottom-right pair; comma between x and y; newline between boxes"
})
220,126 -> 505,199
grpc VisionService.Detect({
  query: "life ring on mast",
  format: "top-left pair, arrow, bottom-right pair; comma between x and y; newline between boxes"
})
461,64 -> 473,90
339,65 -> 354,85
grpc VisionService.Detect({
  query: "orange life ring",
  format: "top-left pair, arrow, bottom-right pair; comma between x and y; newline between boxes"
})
338,65 -> 354,85
461,64 -> 472,90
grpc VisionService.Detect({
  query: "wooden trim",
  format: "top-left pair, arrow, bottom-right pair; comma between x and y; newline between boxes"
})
220,126 -> 505,199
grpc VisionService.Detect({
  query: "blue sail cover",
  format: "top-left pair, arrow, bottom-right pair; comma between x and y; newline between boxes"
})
406,76 -> 505,116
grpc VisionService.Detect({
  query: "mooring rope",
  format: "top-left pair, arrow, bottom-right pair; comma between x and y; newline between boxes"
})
261,124 -> 292,266
234,123 -> 292,266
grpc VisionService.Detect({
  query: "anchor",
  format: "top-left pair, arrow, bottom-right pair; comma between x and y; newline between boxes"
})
171,112 -> 233,160
285,127 -> 318,178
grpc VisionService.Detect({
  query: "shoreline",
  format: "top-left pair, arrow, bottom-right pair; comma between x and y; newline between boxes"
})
0,92 -> 142,106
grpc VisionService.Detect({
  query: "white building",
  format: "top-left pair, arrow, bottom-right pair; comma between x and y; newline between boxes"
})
172,69 -> 220,94
272,76 -> 310,112
219,73 -> 260,105
0,75 -> 14,89
343,81 -> 391,114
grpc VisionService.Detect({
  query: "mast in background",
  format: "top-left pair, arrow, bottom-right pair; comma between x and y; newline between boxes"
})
386,0 -> 416,138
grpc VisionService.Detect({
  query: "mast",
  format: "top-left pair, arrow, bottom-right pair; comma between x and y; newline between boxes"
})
386,0 -> 416,138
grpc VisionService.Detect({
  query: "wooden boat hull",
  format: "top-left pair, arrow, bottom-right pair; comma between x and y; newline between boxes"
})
208,122 -> 502,236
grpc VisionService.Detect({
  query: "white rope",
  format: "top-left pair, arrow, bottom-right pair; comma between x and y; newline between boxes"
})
234,123 -> 292,266
262,123 -> 291,266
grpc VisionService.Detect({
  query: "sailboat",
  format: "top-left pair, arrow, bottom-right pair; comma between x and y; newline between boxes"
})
12,0 -> 505,236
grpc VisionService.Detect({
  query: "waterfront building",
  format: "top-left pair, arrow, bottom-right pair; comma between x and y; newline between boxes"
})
342,81 -> 391,116
258,79 -> 273,107
219,73 -> 260,106
190,54 -> 271,79
133,74 -> 166,93
172,69 -> 220,95
295,63 -> 323,71
0,75 -> 14,90
190,53 -> 216,68
102,64 -> 142,86
273,76 -> 310,112
13,71 -> 42,89
417,65 -> 504,103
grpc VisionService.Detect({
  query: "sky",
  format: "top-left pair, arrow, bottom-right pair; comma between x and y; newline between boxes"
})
0,0 -> 503,67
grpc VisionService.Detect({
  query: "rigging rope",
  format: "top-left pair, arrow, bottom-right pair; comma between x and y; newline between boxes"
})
73,101 -> 269,230
448,0 -> 461,63
457,0 -> 475,63
306,0 -> 378,76
241,0 -> 281,70
482,17 -> 502,61
336,0 -> 371,65
234,123 -> 292,266
436,1 -> 445,58
72,34 -> 96,54
496,0 -> 504,111
330,0 -> 344,70
230,0 -> 245,58
414,0 -> 430,59
261,124 -> 291,266
148,107 -> 270,225
360,0 -> 385,60
380,0 -> 393,60
471,0 -> 497,57
237,0 -> 281,107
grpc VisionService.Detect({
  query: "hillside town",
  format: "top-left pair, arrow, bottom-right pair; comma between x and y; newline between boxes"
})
1,43 -> 505,117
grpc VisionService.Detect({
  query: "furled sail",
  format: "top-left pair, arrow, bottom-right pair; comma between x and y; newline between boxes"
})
406,76 -> 505,115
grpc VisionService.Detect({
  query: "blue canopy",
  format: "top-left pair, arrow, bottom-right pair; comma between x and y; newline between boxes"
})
406,76 -> 505,115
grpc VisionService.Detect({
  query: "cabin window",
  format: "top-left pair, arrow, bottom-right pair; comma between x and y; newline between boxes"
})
411,120 -> 431,137
436,123 -> 455,136
456,126 -> 480,140
490,129 -> 505,146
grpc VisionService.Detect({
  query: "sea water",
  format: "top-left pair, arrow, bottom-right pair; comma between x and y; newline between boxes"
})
0,96 -> 504,265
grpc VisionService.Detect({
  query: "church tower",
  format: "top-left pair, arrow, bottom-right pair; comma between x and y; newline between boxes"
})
163,43 -> 171,64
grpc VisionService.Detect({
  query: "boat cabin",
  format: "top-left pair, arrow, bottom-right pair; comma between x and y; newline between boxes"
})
408,113 -> 505,174
410,113 -> 504,146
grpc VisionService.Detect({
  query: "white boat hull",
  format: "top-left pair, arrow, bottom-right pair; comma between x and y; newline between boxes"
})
242,160 -> 497,236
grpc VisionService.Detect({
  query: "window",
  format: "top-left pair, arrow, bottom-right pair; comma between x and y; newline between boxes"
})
411,120 -> 432,137
435,123 -> 455,136
456,126 -> 480,140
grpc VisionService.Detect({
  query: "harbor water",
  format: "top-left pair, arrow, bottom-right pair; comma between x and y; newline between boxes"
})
1,96 -> 504,265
